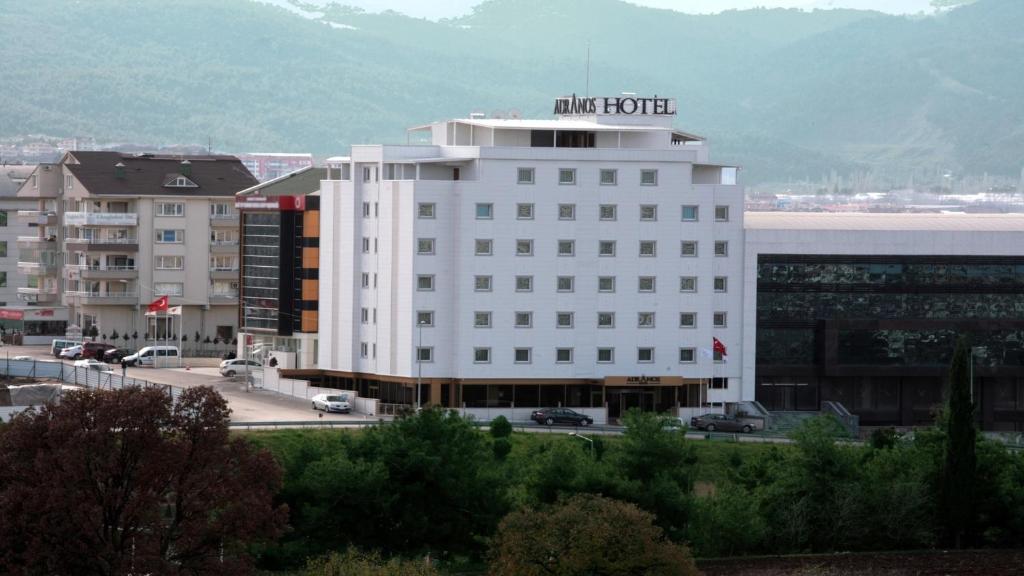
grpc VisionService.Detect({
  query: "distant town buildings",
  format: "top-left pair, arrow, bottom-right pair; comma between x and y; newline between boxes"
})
238,153 -> 314,182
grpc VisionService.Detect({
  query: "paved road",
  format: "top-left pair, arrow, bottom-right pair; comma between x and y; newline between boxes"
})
0,345 -> 373,423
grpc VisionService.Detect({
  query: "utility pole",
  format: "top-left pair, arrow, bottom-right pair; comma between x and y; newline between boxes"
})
416,320 -> 424,410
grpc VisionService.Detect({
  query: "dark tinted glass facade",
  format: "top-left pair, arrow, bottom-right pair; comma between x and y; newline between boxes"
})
756,255 -> 1024,430
242,213 -> 281,331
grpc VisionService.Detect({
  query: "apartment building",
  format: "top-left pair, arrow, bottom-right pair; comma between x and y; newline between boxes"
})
16,152 -> 257,344
238,153 -> 314,182
236,166 -> 324,369
315,95 -> 745,420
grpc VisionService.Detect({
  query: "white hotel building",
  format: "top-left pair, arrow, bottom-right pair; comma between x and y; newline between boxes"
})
316,96 -> 744,421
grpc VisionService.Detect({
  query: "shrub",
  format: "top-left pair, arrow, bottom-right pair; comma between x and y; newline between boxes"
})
493,437 -> 512,460
489,415 -> 512,438
307,547 -> 439,576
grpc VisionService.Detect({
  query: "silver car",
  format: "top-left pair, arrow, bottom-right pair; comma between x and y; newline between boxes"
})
311,393 -> 351,414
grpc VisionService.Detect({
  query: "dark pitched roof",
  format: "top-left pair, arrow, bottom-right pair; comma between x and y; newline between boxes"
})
236,166 -> 326,198
64,151 -> 257,197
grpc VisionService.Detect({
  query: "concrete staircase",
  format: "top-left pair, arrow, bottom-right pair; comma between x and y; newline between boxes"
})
768,411 -> 821,435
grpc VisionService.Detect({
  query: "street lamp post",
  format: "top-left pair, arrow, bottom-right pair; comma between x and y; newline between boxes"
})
416,320 -> 424,411
569,432 -> 594,457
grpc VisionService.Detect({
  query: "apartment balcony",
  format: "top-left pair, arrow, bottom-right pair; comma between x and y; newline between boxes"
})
17,261 -> 60,276
209,291 -> 239,304
16,210 -> 58,226
68,264 -> 139,280
63,211 -> 138,227
17,235 -> 57,249
65,289 -> 139,306
210,267 -> 239,280
64,237 -> 139,252
17,286 -> 59,304
210,213 -> 240,226
210,240 -> 240,253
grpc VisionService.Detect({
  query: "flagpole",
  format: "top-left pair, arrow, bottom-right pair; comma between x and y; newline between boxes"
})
178,311 -> 182,368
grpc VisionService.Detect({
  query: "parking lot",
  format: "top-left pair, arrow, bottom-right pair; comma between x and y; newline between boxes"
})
0,344 -> 375,424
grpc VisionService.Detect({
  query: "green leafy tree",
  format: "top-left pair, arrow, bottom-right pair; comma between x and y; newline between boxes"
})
307,548 -> 438,576
488,494 -> 699,576
492,437 -> 512,461
489,415 -> 512,438
939,336 -> 977,548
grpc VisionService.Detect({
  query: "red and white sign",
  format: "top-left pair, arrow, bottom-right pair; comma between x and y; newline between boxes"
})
0,309 -> 24,321
235,195 -> 306,211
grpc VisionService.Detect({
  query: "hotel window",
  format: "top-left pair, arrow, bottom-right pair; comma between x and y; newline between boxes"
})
597,312 -> 615,328
474,312 -> 492,328
714,276 -> 728,292
558,168 -> 576,185
680,276 -> 697,292
558,204 -> 576,220
679,348 -> 696,363
640,205 -> 658,221
363,167 -> 373,182
599,169 -> 617,185
714,312 -> 728,327
362,273 -> 370,288
515,275 -> 533,292
638,276 -> 656,293
417,203 -> 435,218
0,212 -> 6,227
154,282 -> 183,297
599,204 -> 617,220
211,229 -> 237,244
715,205 -> 730,222
681,241 -> 698,257
517,203 -> 534,219
210,255 -> 237,270
155,202 -> 184,217
417,238 -> 435,255
475,239 -> 493,256
416,347 -> 433,363
373,308 -> 377,324
714,352 -> 725,364
558,240 -> 575,256
556,348 -> 574,363
155,229 -> 183,243
361,308 -> 369,324
416,275 -> 434,291
362,202 -> 371,218
514,348 -> 532,364
360,343 -> 368,358
515,312 -> 533,328
714,241 -> 729,256
640,169 -> 658,186
156,255 -> 183,270
474,275 -> 492,292
598,276 -> 615,293
516,239 -> 533,256
679,313 -> 697,328
597,348 -> 615,363
638,312 -> 655,328
374,203 -> 378,217
475,203 -> 493,219
639,240 -> 656,257
517,167 -> 535,184
372,343 -> 377,359
599,240 -> 616,257
474,348 -> 491,364
556,312 -> 574,328
417,311 -> 434,327
682,205 -> 699,221
638,348 -> 655,363
557,276 -> 574,292
373,238 -> 378,253
362,237 -> 370,253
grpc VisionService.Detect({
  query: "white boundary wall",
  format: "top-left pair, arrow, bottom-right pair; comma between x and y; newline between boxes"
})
257,367 -> 378,416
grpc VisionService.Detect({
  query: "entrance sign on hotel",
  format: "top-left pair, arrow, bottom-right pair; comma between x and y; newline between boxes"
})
554,94 -> 677,116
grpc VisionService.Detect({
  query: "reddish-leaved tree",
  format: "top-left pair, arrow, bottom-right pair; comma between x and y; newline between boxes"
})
0,386 -> 287,575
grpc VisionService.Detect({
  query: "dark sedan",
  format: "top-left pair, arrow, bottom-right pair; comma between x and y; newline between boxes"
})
690,413 -> 753,433
102,348 -> 133,363
531,408 -> 593,427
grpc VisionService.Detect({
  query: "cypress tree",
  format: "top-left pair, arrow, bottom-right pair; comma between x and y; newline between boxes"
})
939,336 -> 976,548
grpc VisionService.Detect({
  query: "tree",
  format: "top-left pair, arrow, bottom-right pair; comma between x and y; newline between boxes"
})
132,331 -> 138,347
488,494 -> 699,576
489,415 -> 512,438
939,336 -> 977,548
306,548 -> 438,576
122,332 -> 130,346
110,329 -> 119,341
0,386 -> 287,575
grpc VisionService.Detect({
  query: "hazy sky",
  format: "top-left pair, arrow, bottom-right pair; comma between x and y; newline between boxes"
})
286,0 -> 940,20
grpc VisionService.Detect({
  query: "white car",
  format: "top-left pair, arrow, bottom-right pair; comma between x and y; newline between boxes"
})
73,359 -> 114,373
219,358 -> 261,377
311,393 -> 351,414
59,345 -> 84,360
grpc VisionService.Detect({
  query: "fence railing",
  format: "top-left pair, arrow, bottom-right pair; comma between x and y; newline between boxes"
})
0,359 -> 183,401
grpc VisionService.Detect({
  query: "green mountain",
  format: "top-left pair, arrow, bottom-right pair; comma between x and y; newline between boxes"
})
1,0 -> 1020,184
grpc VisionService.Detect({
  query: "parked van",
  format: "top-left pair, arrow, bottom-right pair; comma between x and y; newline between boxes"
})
51,339 -> 82,358
123,345 -> 179,367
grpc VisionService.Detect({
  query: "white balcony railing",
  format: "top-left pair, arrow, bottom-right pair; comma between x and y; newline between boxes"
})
211,240 -> 239,246
210,213 -> 239,220
67,264 -> 138,272
65,290 -> 139,298
66,236 -> 138,245
64,212 -> 138,226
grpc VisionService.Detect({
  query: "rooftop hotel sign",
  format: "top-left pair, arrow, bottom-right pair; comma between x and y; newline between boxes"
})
554,94 -> 676,116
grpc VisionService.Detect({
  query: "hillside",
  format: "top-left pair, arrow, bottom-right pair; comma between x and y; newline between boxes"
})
0,0 -> 1020,183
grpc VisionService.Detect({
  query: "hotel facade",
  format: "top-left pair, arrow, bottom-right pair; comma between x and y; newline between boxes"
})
313,96 -> 745,421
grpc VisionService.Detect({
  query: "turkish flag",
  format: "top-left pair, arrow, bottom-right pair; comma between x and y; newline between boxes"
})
712,337 -> 728,357
147,295 -> 169,313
